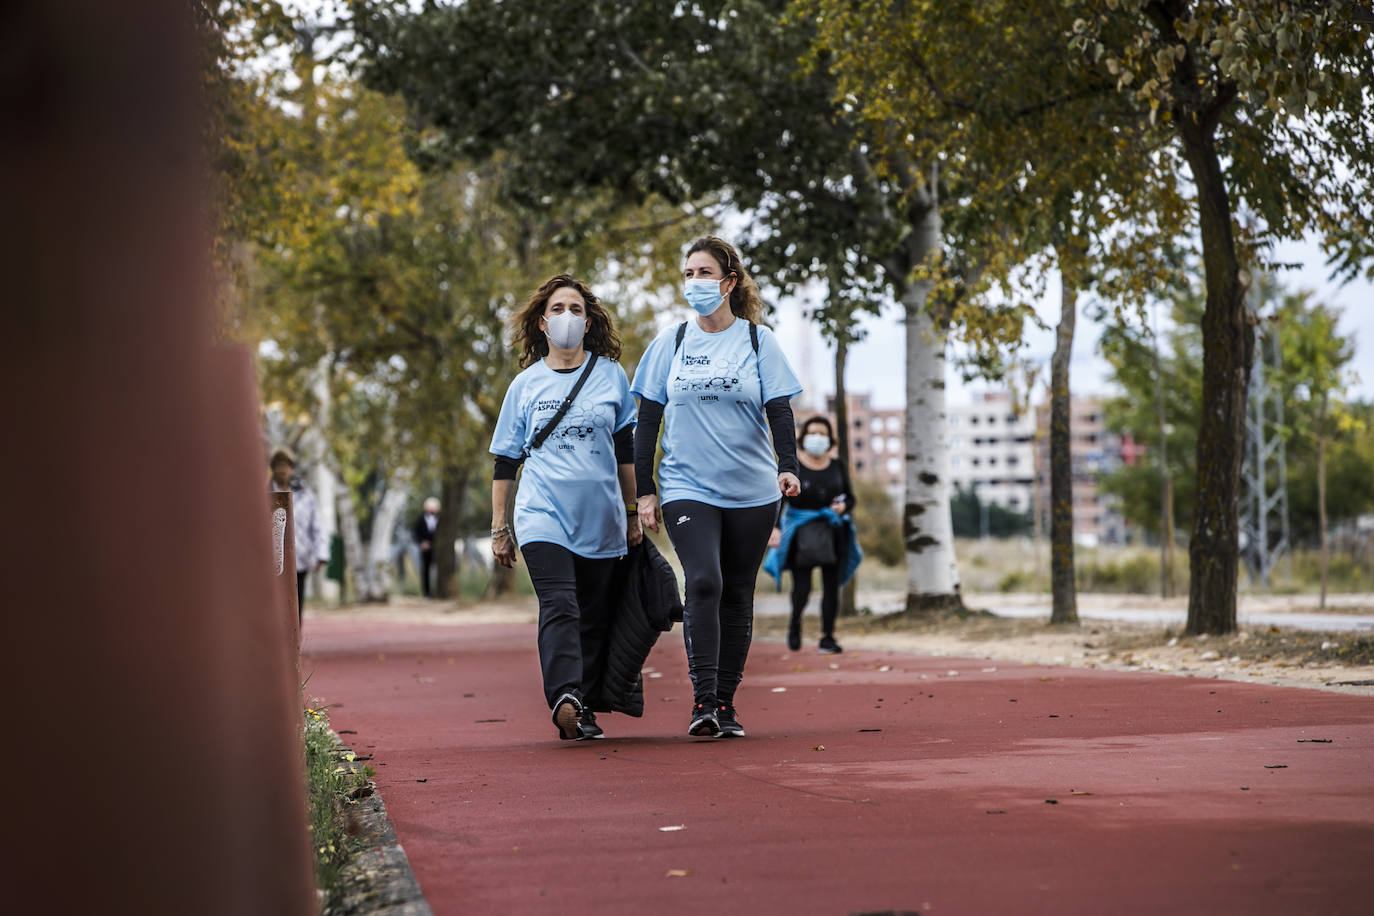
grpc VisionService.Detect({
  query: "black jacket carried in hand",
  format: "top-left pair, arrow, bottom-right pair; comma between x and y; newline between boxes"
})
586,538 -> 684,717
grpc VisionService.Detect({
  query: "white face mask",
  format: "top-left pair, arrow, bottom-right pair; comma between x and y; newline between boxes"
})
544,311 -> 587,351
802,433 -> 831,456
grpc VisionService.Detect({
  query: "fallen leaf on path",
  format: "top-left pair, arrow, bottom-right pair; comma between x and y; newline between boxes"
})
858,728 -> 882,733
1070,791 -> 1093,796
665,870 -> 693,878
771,687 -> 787,693
661,696 -> 675,702
475,718 -> 506,723
648,672 -> 663,679
658,825 -> 686,832
416,778 -> 427,783
338,730 -> 357,735
877,665 -> 892,672
986,810 -> 1006,815
1264,765 -> 1288,769
813,745 -> 826,751
1044,799 -> 1058,804
1297,738 -> 1332,743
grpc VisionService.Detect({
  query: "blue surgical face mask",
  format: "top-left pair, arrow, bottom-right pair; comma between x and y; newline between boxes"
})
684,277 -> 727,316
802,434 -> 831,457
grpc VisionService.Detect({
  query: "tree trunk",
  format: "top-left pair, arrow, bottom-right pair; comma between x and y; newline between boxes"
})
1317,393 -> 1328,610
1180,121 -> 1250,637
1049,268 -> 1078,625
834,328 -> 857,618
435,466 -> 467,599
1152,304 -> 1176,598
900,192 -> 961,614
365,471 -> 412,602
333,469 -> 371,603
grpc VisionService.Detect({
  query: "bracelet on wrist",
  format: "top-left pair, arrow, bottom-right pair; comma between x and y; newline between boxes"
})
491,525 -> 511,539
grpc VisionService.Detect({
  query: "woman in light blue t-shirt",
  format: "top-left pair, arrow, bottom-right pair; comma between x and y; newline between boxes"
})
632,236 -> 803,739
490,275 -> 640,741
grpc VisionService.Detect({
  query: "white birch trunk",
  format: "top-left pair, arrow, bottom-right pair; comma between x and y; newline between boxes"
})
305,358 -> 339,603
365,472 -> 412,601
333,468 -> 373,603
902,196 -> 962,611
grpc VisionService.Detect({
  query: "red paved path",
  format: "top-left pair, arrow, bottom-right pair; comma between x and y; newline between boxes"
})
302,616 -> 1374,915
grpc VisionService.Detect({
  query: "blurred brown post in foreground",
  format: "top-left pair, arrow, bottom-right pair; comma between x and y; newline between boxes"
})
2,3 -> 315,914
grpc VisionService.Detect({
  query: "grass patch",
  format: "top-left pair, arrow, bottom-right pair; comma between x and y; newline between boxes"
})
305,703 -> 376,911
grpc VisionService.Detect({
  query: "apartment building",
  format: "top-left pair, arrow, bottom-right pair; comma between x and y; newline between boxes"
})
946,391 -> 1038,514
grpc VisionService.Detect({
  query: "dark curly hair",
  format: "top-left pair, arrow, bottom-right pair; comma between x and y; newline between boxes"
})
511,274 -> 621,368
685,236 -> 765,324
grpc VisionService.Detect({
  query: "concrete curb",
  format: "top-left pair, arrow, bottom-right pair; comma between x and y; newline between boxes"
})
327,735 -> 432,916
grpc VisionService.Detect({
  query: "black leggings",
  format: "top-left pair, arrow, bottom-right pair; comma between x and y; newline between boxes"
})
662,499 -> 778,704
790,563 -> 840,638
521,542 -> 618,708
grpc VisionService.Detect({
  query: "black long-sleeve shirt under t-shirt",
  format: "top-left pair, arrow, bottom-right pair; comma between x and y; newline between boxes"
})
786,458 -> 856,512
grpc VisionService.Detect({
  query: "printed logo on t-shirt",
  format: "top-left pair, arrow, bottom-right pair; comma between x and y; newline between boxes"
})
532,402 -> 615,452
671,353 -> 748,400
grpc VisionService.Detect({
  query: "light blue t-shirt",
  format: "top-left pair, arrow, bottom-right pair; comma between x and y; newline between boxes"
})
631,318 -> 803,508
490,355 -> 637,559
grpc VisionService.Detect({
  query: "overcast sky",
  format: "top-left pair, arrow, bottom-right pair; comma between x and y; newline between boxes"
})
772,234 -> 1372,412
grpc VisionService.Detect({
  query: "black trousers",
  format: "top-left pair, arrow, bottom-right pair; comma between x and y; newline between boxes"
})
418,547 -> 434,597
295,571 -> 307,624
662,499 -> 778,705
790,563 -> 840,639
521,542 -> 618,708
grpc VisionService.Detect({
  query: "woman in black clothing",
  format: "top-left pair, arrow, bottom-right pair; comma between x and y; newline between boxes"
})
768,416 -> 855,654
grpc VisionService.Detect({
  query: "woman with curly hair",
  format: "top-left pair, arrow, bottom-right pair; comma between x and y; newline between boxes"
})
489,274 -> 640,741
632,236 -> 803,738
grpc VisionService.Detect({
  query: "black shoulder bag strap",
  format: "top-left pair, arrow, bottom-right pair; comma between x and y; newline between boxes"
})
527,354 -> 599,455
674,320 -> 759,354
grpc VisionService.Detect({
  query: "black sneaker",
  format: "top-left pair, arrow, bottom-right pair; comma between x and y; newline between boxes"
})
552,693 -> 583,741
717,702 -> 745,738
818,635 -> 842,654
786,622 -> 801,652
578,707 -> 605,740
688,698 -> 721,737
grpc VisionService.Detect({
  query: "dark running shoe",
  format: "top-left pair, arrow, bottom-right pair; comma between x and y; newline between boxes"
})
578,707 -> 605,740
688,698 -> 721,737
552,693 -> 583,741
717,702 -> 745,738
786,621 -> 801,651
819,635 -> 843,654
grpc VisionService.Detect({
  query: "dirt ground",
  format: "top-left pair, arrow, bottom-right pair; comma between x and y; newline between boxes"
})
313,590 -> 1374,697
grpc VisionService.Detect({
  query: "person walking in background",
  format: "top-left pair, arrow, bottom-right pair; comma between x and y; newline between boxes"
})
633,236 -> 803,739
412,497 -> 441,598
764,416 -> 863,654
490,274 -> 640,741
269,447 -> 329,622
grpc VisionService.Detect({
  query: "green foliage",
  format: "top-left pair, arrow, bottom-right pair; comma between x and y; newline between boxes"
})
950,484 -> 1033,539
1096,287 -> 1203,536
304,703 -> 375,907
349,0 -> 1034,360
1099,275 -> 1374,545
851,478 -> 903,566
